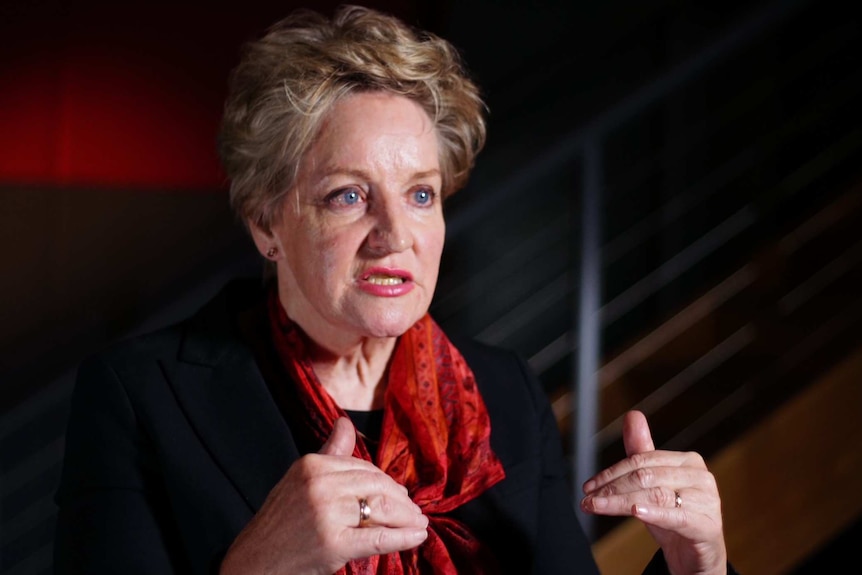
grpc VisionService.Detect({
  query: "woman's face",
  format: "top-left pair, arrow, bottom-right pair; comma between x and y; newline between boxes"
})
254,92 -> 445,350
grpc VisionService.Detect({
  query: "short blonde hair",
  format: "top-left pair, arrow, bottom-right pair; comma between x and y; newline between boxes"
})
218,4 -> 487,232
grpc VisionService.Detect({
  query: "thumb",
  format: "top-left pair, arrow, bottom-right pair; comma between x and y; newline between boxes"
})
622,410 -> 656,457
319,416 -> 357,456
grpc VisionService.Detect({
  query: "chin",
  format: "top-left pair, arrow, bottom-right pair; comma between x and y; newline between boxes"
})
359,307 -> 426,339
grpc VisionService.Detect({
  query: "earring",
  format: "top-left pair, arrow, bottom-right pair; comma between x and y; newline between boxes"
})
266,247 -> 278,258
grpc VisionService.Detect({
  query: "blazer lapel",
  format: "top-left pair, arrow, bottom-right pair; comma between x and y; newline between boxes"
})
166,282 -> 300,513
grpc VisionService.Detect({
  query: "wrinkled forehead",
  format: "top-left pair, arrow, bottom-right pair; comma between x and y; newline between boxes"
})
300,91 -> 442,180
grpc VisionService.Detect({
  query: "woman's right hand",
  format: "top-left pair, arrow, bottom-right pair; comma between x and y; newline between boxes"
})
219,417 -> 429,575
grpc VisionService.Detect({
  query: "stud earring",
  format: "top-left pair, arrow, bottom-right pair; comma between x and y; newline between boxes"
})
266,247 -> 278,258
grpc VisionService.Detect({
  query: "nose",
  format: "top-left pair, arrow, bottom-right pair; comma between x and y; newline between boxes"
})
366,198 -> 413,255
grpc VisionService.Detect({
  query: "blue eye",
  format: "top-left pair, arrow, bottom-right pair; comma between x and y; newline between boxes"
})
327,187 -> 363,207
413,188 -> 433,205
342,189 -> 360,205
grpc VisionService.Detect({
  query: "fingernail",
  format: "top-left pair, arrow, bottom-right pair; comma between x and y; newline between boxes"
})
412,528 -> 428,541
580,496 -> 606,511
634,505 -> 649,517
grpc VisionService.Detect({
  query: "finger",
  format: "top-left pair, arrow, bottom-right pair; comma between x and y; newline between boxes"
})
319,416 -> 356,456
317,468 -> 423,526
340,492 -> 427,530
581,484 -> 707,517
585,461 -> 710,498
631,498 -> 725,543
344,525 -> 429,558
300,458 -> 418,520
583,450 -> 698,494
622,410 -> 655,457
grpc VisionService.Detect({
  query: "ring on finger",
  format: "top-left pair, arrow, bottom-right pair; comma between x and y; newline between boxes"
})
358,498 -> 372,527
674,490 -> 682,509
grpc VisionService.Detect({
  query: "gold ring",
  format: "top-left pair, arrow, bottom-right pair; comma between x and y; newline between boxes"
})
358,498 -> 371,527
674,490 -> 682,508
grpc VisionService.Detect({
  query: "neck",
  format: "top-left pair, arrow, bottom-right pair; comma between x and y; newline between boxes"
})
304,332 -> 396,411
273,281 -> 398,410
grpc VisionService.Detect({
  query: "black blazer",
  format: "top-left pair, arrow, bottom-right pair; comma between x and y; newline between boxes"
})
53,280 -> 601,574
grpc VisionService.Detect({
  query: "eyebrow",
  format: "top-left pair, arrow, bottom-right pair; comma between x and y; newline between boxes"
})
411,169 -> 442,180
320,167 -> 442,182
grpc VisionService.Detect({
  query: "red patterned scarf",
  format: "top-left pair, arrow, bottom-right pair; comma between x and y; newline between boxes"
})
267,288 -> 506,574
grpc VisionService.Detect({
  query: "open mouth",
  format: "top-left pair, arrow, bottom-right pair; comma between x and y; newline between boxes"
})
365,274 -> 407,286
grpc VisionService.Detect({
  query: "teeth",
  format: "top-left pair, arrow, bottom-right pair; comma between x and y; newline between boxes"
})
367,275 -> 404,285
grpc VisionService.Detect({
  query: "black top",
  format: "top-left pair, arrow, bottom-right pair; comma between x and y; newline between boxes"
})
343,408 -> 384,461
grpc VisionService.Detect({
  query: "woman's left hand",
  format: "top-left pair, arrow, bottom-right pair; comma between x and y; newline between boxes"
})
580,410 -> 728,575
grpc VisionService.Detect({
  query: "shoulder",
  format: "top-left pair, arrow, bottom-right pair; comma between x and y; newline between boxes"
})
78,277 -> 265,381
449,333 -> 544,406
75,325 -> 186,397
448,332 -> 528,382
447,332 -> 554,449
449,333 -> 522,367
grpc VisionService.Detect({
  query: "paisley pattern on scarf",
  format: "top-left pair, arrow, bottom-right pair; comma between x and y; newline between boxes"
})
267,288 -> 506,574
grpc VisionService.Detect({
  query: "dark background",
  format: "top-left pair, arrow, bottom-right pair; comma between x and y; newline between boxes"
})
2,0 -> 861,573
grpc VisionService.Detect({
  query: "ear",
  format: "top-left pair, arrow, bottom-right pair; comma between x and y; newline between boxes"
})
247,218 -> 278,259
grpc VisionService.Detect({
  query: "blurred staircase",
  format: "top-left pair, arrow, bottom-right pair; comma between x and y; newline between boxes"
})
563,179 -> 862,573
563,179 -> 862,473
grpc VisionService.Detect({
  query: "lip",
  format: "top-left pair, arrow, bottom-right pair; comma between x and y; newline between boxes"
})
357,267 -> 415,297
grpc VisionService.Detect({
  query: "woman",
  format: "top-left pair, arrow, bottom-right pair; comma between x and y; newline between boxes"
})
54,5 -> 733,574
